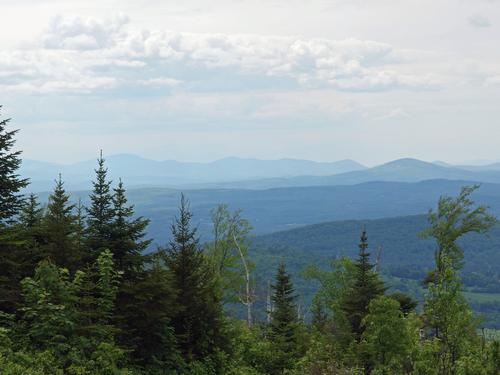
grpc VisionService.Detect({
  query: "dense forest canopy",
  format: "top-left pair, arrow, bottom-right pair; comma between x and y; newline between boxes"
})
0,109 -> 499,374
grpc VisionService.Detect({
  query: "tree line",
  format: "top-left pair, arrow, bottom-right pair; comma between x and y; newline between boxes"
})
0,108 -> 499,374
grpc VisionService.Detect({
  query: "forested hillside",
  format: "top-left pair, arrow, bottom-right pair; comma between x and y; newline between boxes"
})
1,111 -> 500,374
35,180 -> 500,243
251,215 -> 500,328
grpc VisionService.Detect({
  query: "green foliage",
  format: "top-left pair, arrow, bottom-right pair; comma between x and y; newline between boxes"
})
421,185 -> 497,275
268,262 -> 302,374
420,187 -> 497,374
2,119 -> 499,374
43,175 -> 84,272
304,256 -> 356,342
110,179 -> 151,275
205,204 -> 253,305
423,259 -> 478,375
0,108 -> 29,224
18,261 -> 81,354
341,230 -> 386,341
120,253 -> 180,371
166,194 -> 229,363
86,152 -> 115,256
361,296 -> 417,374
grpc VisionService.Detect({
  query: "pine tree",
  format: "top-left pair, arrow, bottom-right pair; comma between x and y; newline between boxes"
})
0,109 -> 29,312
342,230 -> 386,341
43,175 -> 82,272
123,253 -> 179,371
109,179 -> 168,367
0,107 -> 29,224
86,152 -> 114,257
77,257 -> 120,349
110,178 -> 150,275
269,262 -> 300,374
19,194 -> 44,229
16,193 -> 46,279
166,194 -> 228,362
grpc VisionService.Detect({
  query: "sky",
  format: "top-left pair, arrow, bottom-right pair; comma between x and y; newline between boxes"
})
0,0 -> 499,165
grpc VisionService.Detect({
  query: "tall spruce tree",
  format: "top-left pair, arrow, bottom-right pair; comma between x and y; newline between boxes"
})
43,175 -> 82,272
19,194 -> 44,229
122,253 -> 179,371
0,107 -> 29,224
110,179 -> 150,275
166,194 -> 227,363
269,262 -> 300,374
0,109 -> 30,313
342,230 -> 386,341
16,193 -> 46,278
86,152 -> 114,257
109,178 -> 169,367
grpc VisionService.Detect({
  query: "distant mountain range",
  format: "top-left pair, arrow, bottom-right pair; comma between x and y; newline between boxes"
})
22,154 -> 500,192
21,154 -> 365,192
209,158 -> 500,189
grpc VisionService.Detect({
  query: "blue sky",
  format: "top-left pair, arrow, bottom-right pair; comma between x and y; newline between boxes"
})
1,0 -> 499,165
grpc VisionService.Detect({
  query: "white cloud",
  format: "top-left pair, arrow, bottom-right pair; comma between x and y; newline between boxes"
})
42,14 -> 130,50
0,14 -> 452,95
138,78 -> 183,87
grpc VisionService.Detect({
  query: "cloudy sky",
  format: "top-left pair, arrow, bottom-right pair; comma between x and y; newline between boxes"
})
1,0 -> 499,165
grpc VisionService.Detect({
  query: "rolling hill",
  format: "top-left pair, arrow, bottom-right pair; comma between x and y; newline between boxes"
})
34,179 -> 500,247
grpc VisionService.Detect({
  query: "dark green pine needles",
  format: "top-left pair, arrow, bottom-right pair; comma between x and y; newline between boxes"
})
342,229 -> 386,340
0,108 -> 28,224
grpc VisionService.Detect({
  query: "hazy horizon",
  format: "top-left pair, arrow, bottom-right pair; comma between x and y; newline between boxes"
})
20,152 -> 500,168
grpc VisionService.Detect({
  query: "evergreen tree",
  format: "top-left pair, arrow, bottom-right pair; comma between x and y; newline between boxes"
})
0,110 -> 29,313
166,194 -> 228,363
19,194 -> 44,229
77,249 -> 122,345
108,179 -> 175,369
269,262 -> 300,374
123,253 -> 179,371
86,152 -> 114,257
110,178 -> 150,275
16,194 -> 46,283
342,230 -> 386,341
43,175 -> 82,272
0,108 -> 29,224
